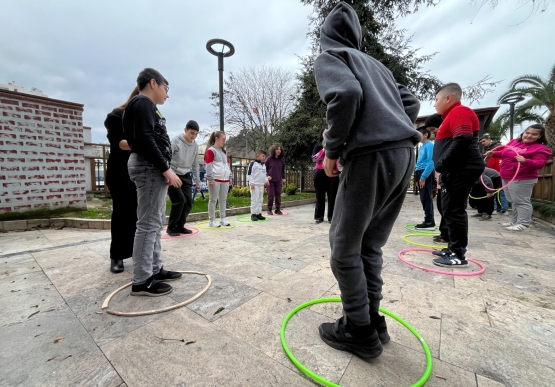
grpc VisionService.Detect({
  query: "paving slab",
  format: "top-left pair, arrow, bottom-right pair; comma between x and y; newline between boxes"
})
101,307 -> 315,387
0,305 -> 122,387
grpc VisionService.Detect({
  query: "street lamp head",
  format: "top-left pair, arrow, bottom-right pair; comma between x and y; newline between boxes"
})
500,96 -> 525,105
206,39 -> 235,57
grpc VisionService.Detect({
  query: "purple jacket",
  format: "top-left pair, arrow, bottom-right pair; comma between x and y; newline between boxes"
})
492,139 -> 551,181
265,157 -> 285,182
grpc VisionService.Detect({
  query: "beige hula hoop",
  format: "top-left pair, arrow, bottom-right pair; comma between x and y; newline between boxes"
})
101,271 -> 212,317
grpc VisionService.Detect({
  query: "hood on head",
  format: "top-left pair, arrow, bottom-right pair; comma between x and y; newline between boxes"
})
320,2 -> 362,51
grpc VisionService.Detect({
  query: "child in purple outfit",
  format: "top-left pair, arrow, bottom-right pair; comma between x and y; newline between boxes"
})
265,143 -> 286,215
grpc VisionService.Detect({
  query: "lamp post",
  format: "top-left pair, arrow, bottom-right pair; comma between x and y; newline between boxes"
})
206,39 -> 235,132
500,96 -> 525,140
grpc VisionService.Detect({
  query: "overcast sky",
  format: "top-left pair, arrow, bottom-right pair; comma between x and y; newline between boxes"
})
1,0 -> 553,143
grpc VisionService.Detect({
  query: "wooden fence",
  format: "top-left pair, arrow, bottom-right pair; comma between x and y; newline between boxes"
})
228,156 -> 308,190
532,160 -> 554,204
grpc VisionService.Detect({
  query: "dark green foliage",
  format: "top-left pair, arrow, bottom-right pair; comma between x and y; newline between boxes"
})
284,184 -> 299,195
230,186 -> 252,197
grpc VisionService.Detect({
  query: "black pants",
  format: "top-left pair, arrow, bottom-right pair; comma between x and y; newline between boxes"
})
440,169 -> 483,258
436,188 -> 448,240
470,176 -> 501,216
167,174 -> 193,231
314,169 -> 339,221
106,167 -> 137,260
414,169 -> 435,224
330,148 -> 414,326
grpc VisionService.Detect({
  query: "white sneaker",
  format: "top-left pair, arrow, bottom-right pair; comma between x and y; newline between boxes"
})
506,224 -> 528,231
209,221 -> 221,227
501,222 -> 514,227
220,219 -> 231,226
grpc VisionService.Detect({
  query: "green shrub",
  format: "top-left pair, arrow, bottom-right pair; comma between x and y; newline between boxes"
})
230,186 -> 251,197
284,183 -> 298,195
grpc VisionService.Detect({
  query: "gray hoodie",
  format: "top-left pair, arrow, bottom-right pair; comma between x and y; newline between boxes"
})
170,135 -> 200,183
314,2 -> 421,160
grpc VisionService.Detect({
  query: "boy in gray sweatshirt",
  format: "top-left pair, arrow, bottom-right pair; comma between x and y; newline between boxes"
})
167,120 -> 201,236
314,2 -> 420,361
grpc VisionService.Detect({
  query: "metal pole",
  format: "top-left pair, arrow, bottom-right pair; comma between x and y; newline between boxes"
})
509,102 -> 515,140
218,53 -> 224,132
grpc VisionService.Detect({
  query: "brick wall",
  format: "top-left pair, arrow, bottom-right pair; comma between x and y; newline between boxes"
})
0,90 -> 87,214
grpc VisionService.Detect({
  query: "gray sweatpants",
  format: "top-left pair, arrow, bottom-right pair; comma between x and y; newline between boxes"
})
329,147 -> 414,326
503,179 -> 537,226
208,181 -> 229,222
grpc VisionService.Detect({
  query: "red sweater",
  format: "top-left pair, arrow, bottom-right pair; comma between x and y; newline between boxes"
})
432,101 -> 484,173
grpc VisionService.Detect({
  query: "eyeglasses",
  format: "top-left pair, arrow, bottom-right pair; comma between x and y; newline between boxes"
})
156,81 -> 169,94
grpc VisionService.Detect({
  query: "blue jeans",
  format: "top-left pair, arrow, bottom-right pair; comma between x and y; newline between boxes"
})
128,154 -> 167,285
415,169 -> 435,224
494,189 -> 508,212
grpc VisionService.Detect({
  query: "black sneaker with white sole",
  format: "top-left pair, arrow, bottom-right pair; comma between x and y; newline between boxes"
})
433,253 -> 469,267
432,248 -> 452,257
130,277 -> 173,297
153,266 -> 182,282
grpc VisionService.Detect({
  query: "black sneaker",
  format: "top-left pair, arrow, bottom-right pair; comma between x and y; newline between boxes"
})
479,214 -> 492,221
471,213 -> 483,218
432,248 -> 452,257
275,209 -> 283,215
267,210 -> 273,215
315,218 -> 324,224
251,214 -> 259,221
319,315 -> 383,361
153,266 -> 182,282
415,222 -> 435,230
432,235 -> 449,244
433,253 -> 468,267
370,312 -> 390,344
166,229 -> 180,237
256,213 -> 266,220
131,277 -> 173,297
177,227 -> 193,234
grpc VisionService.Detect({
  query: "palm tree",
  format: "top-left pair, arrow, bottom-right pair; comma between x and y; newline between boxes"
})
498,63 -> 555,156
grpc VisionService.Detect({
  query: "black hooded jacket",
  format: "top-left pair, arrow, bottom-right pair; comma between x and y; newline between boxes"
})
314,2 -> 421,160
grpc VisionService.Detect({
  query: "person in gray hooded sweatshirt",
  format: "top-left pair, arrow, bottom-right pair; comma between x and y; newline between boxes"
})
314,2 -> 420,361
167,120 -> 201,236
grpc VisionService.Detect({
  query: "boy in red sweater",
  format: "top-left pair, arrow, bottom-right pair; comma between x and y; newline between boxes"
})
431,83 -> 485,267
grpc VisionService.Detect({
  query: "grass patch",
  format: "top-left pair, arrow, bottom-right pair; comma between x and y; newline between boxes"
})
532,200 -> 555,218
1,193 -> 315,221
0,206 -> 87,222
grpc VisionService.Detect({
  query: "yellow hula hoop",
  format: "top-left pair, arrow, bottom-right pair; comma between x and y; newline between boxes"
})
403,234 -> 446,249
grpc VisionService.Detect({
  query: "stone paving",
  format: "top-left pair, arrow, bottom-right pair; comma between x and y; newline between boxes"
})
1,195 -> 554,387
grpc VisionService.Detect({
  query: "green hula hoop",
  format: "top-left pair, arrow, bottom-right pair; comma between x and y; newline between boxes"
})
236,215 -> 269,222
195,220 -> 236,229
469,189 -> 501,201
405,224 -> 439,235
280,297 -> 433,387
403,234 -> 446,249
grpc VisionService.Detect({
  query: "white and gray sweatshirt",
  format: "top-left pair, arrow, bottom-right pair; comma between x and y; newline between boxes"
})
170,135 -> 200,183
247,160 -> 268,186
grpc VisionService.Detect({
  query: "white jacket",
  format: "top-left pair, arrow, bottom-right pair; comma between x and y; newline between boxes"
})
205,146 -> 231,181
247,160 -> 268,186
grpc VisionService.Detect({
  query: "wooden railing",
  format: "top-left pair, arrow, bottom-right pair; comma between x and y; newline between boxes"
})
532,160 -> 554,204
228,156 -> 304,189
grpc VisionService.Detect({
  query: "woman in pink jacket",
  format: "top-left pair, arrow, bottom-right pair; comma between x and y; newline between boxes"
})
486,124 -> 551,231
